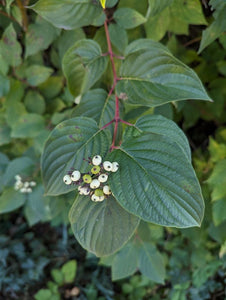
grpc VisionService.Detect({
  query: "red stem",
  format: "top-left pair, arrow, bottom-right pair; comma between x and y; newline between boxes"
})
104,20 -> 120,149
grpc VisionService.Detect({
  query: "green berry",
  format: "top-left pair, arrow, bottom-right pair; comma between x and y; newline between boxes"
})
83,174 -> 92,183
94,189 -> 104,197
91,165 -> 101,174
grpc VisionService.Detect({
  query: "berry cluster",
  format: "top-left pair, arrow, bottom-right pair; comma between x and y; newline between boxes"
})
63,155 -> 119,202
14,174 -> 36,194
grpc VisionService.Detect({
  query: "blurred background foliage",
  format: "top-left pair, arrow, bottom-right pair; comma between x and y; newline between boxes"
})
0,0 -> 225,299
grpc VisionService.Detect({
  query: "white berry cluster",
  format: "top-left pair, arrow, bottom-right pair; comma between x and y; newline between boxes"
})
63,155 -> 119,202
14,175 -> 36,193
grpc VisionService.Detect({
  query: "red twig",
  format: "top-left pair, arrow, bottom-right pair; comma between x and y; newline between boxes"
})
104,19 -> 120,149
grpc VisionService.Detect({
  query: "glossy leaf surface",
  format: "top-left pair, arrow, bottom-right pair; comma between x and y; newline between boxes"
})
69,194 -> 140,256
41,117 -> 111,195
116,39 -> 211,107
108,130 -> 204,227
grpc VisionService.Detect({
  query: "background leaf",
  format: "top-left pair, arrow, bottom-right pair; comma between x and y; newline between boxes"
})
71,89 -> 115,133
62,40 -> 108,97
30,0 -> 103,30
0,188 -> 26,214
41,117 -> 111,195
25,16 -> 60,58
113,8 -> 147,29
138,242 -> 165,284
69,194 -> 140,256
116,39 -> 212,107
0,24 -> 22,67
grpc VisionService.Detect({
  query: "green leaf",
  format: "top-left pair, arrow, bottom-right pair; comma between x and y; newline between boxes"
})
24,91 -> 46,115
207,159 -> 226,202
61,260 -> 77,283
109,23 -> 128,54
0,23 -> 22,67
38,76 -> 64,99
30,0 -> 103,30
145,0 -> 207,41
198,1 -> 226,53
62,40 -> 108,97
25,65 -> 53,86
114,8 -> 147,29
51,269 -> 64,285
55,29 -> 85,62
11,113 -> 45,138
0,188 -> 26,214
138,242 -> 165,284
116,39 -> 212,107
212,199 -> 226,226
71,89 -> 115,133
147,0 -> 174,17
69,195 -> 140,256
108,131 -> 204,227
0,73 -> 10,97
112,243 -> 139,280
24,185 -> 51,226
135,115 -> 191,161
0,114 -> 11,146
25,16 -> 60,58
41,117 -> 111,196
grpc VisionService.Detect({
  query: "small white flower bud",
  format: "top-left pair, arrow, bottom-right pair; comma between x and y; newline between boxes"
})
30,181 -> 36,187
71,170 -> 81,181
90,179 -> 100,189
63,175 -> 72,185
103,185 -> 111,195
98,174 -> 108,183
92,155 -> 102,166
26,188 -> 32,193
20,187 -> 27,193
103,161 -> 112,171
15,175 -> 21,181
112,162 -> 119,172
24,182 -> 29,188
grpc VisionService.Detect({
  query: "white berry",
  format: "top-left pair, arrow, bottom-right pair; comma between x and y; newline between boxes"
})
26,188 -> 32,193
98,174 -> 108,183
71,170 -> 81,181
30,181 -> 36,187
103,161 -> 112,171
92,155 -> 102,166
103,185 -> 111,195
97,195 -> 105,202
90,179 -> 100,189
63,175 -> 72,185
91,194 -> 99,202
24,182 -> 29,188
15,175 -> 21,181
112,162 -> 119,172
